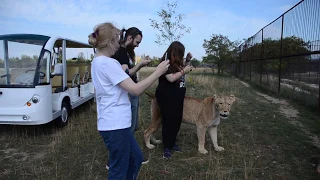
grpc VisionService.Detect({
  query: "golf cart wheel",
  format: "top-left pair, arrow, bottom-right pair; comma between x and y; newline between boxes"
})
55,101 -> 71,127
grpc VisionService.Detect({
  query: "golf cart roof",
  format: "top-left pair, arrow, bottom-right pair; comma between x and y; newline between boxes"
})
0,34 -> 50,46
0,34 -> 92,48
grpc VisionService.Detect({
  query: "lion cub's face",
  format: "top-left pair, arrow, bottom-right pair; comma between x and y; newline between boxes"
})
213,94 -> 236,119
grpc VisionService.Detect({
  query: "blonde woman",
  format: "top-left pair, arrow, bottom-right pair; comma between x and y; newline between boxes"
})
89,22 -> 169,180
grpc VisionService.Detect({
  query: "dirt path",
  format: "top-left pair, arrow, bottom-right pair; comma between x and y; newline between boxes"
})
236,79 -> 320,149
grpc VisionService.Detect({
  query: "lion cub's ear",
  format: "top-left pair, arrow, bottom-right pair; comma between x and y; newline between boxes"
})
213,94 -> 218,99
204,97 -> 214,104
229,94 -> 236,103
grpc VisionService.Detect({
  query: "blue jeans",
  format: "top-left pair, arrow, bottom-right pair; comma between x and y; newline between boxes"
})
129,94 -> 139,134
100,128 -> 143,180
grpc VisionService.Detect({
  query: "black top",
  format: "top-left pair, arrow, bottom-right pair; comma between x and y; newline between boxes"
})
155,59 -> 187,149
112,46 -> 138,83
157,59 -> 186,89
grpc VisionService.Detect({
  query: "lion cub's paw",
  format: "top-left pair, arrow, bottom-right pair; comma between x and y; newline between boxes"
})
146,144 -> 155,149
214,146 -> 225,151
198,148 -> 208,154
153,139 -> 162,144
150,136 -> 162,144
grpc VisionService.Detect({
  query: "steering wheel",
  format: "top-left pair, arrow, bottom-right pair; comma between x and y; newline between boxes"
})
0,73 -> 8,78
39,72 -> 46,78
26,69 -> 46,78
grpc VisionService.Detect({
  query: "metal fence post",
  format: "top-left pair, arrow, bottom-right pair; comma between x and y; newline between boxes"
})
250,38 -> 253,81
278,15 -> 284,94
260,29 -> 264,85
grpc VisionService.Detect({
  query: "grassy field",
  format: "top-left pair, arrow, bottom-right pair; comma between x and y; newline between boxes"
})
1,67 -> 320,180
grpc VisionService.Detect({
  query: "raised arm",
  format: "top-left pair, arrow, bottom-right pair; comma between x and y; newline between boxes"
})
119,60 -> 169,96
164,52 -> 194,83
165,65 -> 193,83
121,59 -> 151,76
184,52 -> 193,66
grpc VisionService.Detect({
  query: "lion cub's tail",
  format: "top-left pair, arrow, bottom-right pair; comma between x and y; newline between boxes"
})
144,91 -> 155,98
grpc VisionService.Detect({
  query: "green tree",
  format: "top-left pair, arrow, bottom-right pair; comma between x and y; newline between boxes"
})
149,1 -> 191,46
77,52 -> 85,61
21,54 -> 37,67
0,58 -> 3,68
149,56 -> 160,67
33,55 -> 39,61
241,36 -> 310,74
190,58 -> 200,67
203,34 -> 239,74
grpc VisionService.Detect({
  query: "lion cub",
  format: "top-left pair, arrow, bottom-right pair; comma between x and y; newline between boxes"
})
143,92 -> 236,154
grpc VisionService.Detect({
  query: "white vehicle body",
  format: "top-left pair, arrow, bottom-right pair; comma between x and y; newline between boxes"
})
0,34 -> 95,126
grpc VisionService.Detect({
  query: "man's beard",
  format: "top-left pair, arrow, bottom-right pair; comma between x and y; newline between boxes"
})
126,42 -> 135,61
126,41 -> 135,51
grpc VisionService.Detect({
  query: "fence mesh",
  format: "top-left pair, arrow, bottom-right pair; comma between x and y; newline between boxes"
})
228,0 -> 320,109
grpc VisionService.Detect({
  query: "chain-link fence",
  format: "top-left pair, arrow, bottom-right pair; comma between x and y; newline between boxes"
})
227,0 -> 320,109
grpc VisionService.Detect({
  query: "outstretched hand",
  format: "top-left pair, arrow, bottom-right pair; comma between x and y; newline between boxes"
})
183,65 -> 194,74
155,59 -> 170,76
139,56 -> 151,67
186,52 -> 193,62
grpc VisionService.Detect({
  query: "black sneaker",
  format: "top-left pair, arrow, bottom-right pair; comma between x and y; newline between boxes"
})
171,144 -> 182,153
163,148 -> 172,159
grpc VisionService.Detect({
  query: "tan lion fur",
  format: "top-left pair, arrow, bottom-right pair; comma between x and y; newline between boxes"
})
143,92 -> 236,154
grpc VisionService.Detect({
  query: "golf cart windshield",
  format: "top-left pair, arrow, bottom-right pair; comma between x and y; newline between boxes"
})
0,34 -> 50,87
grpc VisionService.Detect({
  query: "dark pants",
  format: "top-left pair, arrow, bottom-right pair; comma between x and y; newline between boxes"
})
129,94 -> 139,134
100,128 -> 143,180
156,86 -> 186,149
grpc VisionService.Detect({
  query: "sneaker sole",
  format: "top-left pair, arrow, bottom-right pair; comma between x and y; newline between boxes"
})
106,160 -> 149,170
163,155 -> 171,159
142,159 -> 150,165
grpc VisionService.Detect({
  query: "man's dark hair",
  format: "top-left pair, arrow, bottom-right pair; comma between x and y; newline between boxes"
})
120,27 -> 143,62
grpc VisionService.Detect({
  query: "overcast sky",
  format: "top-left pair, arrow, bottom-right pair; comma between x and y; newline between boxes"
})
0,0 -> 301,60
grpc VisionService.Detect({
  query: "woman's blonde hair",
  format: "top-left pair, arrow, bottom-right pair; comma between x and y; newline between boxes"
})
88,22 -> 120,56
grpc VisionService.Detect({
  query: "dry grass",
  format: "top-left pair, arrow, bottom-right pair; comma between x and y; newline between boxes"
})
0,67 -> 320,180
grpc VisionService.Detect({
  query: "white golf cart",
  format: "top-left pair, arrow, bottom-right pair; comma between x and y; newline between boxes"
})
0,34 -> 95,127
